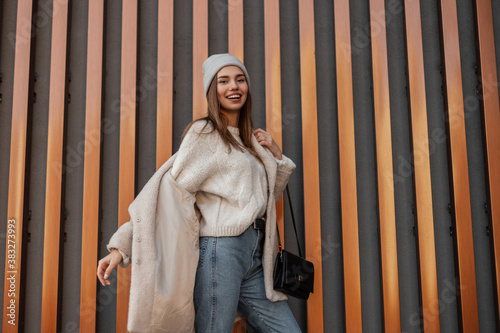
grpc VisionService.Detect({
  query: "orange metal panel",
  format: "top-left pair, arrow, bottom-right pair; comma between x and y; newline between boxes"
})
369,0 -> 401,331
232,319 -> 246,333
117,0 -> 138,332
474,0 -> 500,324
2,0 -> 34,331
298,1 -> 324,332
333,0 -> 363,331
403,0 -> 440,331
228,0 -> 244,62
79,0 -> 104,331
40,1 -> 70,331
438,0 -> 479,330
264,0 -> 285,248
157,0 -> 174,168
193,0 -> 208,120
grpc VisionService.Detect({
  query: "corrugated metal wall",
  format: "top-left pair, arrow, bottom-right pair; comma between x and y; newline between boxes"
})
1,0 -> 500,332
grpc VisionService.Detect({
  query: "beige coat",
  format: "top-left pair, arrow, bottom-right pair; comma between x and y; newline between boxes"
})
107,136 -> 292,332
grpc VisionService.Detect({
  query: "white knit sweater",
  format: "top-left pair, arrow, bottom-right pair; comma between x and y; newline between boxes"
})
171,120 -> 296,237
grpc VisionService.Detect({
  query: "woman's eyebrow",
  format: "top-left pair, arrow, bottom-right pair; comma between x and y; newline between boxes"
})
217,74 -> 245,79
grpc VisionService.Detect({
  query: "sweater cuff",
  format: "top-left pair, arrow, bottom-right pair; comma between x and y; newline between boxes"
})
275,154 -> 296,172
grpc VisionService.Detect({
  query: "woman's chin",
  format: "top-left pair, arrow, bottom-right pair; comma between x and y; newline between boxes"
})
220,107 -> 242,114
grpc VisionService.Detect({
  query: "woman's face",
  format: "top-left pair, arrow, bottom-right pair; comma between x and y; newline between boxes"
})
216,65 -> 248,113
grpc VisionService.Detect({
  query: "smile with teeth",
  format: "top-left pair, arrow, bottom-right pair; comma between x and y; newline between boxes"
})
227,94 -> 241,100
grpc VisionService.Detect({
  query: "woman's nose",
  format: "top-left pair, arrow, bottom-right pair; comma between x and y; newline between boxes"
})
229,79 -> 238,89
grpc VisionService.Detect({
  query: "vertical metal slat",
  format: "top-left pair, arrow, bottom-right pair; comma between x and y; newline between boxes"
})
333,0 -> 363,330
403,0 -> 440,331
116,0 -> 138,331
264,0 -> 285,247
298,1 -> 324,332
369,0 -> 401,330
438,0 -> 479,330
228,0 -> 244,62
473,0 -> 500,325
79,0 -> 105,331
156,0 -> 174,168
193,0 -> 208,120
40,1 -> 70,331
2,0 -> 34,331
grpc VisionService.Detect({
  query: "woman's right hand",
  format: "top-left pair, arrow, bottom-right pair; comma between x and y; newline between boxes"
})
97,249 -> 123,286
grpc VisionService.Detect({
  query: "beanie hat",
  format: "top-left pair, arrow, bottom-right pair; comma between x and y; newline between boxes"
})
202,53 -> 250,96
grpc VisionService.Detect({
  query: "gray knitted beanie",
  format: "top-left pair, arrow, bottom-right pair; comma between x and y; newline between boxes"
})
202,53 -> 250,96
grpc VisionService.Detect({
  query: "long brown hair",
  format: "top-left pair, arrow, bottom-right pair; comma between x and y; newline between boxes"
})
183,75 -> 260,158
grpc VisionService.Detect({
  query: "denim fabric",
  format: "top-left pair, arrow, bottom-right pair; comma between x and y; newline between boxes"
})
194,225 -> 302,333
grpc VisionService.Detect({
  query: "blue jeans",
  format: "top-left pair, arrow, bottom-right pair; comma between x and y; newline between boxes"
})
194,225 -> 302,333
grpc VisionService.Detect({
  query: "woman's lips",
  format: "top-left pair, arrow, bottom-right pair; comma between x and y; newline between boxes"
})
226,94 -> 242,102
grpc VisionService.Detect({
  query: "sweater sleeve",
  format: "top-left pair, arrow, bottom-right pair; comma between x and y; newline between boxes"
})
170,121 -> 218,193
273,154 -> 296,202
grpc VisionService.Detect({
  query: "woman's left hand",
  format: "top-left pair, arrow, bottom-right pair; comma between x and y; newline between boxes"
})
253,128 -> 283,160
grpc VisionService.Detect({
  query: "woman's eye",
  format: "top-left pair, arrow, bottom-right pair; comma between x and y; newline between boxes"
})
218,80 -> 227,84
238,79 -> 245,83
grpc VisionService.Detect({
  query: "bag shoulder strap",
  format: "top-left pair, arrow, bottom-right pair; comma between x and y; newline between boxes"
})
276,185 -> 303,258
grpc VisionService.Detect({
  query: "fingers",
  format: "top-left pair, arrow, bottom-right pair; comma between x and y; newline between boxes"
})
97,250 -> 123,286
97,260 -> 109,286
253,128 -> 283,159
104,259 -> 118,283
253,128 -> 273,148
252,128 -> 265,135
252,128 -> 269,139
97,255 -> 115,286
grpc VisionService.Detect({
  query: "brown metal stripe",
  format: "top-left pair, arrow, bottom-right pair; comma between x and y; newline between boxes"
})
403,0 -> 440,331
369,0 -> 401,330
473,0 -> 500,324
157,0 -> 174,168
2,0 -> 34,331
264,0 -> 285,247
193,0 -> 208,120
40,1 -> 70,331
79,0 -> 104,331
298,1 -> 324,331
117,0 -> 138,331
438,0 -> 479,330
232,319 -> 246,333
333,0 -> 363,330
228,0 -> 244,61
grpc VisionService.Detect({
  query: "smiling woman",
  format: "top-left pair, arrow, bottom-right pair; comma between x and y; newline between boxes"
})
97,53 -> 301,332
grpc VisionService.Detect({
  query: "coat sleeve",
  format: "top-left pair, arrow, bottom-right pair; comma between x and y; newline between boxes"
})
107,221 -> 133,268
273,154 -> 296,203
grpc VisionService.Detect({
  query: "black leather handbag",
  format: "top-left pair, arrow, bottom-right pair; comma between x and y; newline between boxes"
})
273,186 -> 314,300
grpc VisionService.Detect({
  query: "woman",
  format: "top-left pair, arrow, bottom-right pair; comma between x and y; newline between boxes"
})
97,53 -> 301,333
